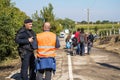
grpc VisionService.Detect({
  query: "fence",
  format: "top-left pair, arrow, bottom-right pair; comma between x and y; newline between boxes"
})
98,28 -> 120,38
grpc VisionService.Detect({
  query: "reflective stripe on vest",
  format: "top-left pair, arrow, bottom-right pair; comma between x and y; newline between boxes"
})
38,46 -> 55,48
38,51 -> 55,54
37,32 -> 56,58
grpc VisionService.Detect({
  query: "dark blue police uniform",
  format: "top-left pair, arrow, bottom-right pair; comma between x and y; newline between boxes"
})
15,27 -> 38,80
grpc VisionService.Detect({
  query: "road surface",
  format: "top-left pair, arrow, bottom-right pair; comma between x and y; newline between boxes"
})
6,38 -> 120,80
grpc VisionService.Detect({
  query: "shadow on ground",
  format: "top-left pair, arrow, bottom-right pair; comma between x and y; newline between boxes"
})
11,73 -> 22,80
97,62 -> 120,70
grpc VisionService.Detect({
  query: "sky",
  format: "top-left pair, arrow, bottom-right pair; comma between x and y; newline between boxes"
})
11,0 -> 120,22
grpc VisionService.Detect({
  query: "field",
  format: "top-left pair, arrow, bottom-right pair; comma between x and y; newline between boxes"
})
75,24 -> 120,33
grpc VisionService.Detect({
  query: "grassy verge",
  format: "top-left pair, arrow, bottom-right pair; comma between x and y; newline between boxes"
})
75,24 -> 120,33
0,56 -> 20,72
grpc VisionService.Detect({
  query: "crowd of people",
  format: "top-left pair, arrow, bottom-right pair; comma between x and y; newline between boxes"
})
15,18 -> 94,80
65,28 -> 94,56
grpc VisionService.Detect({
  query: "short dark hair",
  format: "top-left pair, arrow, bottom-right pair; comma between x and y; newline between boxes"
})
77,28 -> 80,31
81,28 -> 84,33
73,31 -> 76,34
24,19 -> 33,24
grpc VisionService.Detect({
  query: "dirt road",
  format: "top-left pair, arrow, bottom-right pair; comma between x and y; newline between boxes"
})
4,38 -> 120,80
52,38 -> 120,80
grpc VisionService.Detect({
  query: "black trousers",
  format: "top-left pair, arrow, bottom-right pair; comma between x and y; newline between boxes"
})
36,69 -> 52,80
20,50 -> 36,80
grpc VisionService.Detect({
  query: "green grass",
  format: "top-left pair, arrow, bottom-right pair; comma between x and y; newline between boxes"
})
75,24 -> 120,30
75,24 -> 120,34
0,57 -> 19,66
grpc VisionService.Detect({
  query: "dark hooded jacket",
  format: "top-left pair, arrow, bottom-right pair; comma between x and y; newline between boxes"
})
15,27 -> 38,51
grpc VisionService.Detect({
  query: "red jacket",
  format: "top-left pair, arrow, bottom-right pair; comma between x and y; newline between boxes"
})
75,31 -> 80,42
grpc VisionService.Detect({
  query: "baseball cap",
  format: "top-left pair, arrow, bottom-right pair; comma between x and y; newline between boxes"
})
24,19 -> 33,24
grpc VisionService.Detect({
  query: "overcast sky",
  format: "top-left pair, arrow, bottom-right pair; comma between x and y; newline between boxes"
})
11,0 -> 120,22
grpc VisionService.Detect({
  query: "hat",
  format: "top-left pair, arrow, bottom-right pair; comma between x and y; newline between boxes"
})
24,19 -> 33,24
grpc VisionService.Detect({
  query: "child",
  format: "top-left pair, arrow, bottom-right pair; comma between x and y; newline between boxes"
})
71,37 -> 77,56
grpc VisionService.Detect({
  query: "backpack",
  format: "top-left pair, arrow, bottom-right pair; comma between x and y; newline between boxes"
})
72,37 -> 77,47
66,41 -> 71,49
88,34 -> 94,41
80,33 -> 85,43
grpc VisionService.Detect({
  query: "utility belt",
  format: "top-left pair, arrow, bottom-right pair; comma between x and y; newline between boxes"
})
19,44 -> 33,51
18,47 -> 33,58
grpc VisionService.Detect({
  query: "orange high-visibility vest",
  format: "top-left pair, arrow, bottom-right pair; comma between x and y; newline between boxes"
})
36,32 -> 56,58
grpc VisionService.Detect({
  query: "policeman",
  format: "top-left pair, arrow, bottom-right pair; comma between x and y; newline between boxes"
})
15,19 -> 38,80
36,22 -> 60,80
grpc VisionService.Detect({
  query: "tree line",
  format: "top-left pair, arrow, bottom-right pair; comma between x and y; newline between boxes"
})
0,0 -> 29,61
31,3 -> 75,34
0,0 -> 75,61
77,20 -> 119,24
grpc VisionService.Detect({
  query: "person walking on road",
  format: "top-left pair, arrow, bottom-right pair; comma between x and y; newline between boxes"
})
36,22 -> 60,80
79,28 -> 87,56
15,19 -> 38,80
71,31 -> 77,56
75,28 -> 81,55
88,32 -> 94,46
65,33 -> 71,53
87,32 -> 94,54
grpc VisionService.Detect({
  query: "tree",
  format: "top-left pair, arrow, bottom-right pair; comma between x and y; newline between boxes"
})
96,20 -> 101,24
32,3 -> 63,34
101,20 -> 110,24
81,21 -> 87,24
32,11 -> 43,33
57,18 -> 75,31
40,3 -> 58,33
32,3 -> 75,34
0,0 -> 28,61
40,3 -> 55,22
64,18 -> 75,30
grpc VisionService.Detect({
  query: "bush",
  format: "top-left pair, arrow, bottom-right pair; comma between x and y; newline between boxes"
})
0,0 -> 28,61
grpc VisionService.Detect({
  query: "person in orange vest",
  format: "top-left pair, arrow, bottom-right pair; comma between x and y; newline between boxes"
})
35,22 -> 60,80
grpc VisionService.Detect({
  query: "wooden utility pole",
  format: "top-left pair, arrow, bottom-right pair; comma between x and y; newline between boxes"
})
87,8 -> 89,32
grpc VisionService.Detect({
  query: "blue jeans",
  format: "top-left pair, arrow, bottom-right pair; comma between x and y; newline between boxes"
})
76,43 -> 80,54
88,42 -> 92,54
80,43 -> 85,55
88,46 -> 91,54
